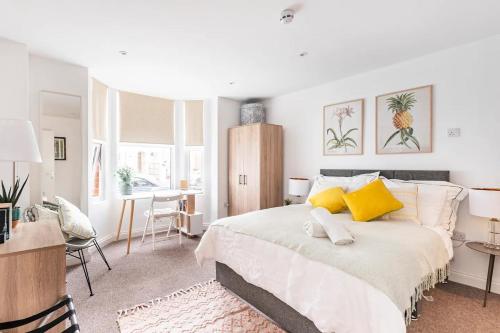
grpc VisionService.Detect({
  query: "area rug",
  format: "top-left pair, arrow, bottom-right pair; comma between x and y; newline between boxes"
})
116,280 -> 285,333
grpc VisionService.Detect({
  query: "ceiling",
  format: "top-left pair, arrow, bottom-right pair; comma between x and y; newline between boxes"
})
0,0 -> 499,100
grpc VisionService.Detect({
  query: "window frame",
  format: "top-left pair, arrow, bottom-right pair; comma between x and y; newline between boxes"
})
185,146 -> 204,191
90,140 -> 105,201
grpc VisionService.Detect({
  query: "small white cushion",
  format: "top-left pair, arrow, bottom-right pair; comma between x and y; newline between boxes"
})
35,204 -> 60,224
55,196 -> 95,239
306,172 -> 380,205
415,185 -> 447,228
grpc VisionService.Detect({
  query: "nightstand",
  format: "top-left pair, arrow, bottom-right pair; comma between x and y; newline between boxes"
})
466,241 -> 500,307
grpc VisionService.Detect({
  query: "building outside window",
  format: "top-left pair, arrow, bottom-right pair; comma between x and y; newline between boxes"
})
118,144 -> 173,191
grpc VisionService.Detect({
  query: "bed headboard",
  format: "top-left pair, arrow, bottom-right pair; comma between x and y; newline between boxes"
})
319,169 -> 450,182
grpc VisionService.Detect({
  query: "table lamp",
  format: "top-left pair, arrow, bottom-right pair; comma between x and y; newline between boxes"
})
469,188 -> 500,250
289,178 -> 310,203
0,119 -> 42,184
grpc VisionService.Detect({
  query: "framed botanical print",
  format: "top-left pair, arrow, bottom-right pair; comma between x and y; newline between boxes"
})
376,85 -> 432,154
54,137 -> 67,160
323,99 -> 364,155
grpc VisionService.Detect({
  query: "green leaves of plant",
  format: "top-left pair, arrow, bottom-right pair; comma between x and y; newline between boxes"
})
383,127 -> 420,150
326,127 -> 358,150
386,93 -> 417,113
116,167 -> 134,184
0,175 -> 29,207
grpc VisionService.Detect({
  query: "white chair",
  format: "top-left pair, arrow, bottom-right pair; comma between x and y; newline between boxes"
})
141,193 -> 183,250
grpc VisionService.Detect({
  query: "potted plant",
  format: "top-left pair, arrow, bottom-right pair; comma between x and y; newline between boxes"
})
0,176 -> 29,228
116,167 -> 134,195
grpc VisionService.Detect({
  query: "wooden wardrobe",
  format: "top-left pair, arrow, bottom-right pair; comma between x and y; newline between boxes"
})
228,123 -> 283,216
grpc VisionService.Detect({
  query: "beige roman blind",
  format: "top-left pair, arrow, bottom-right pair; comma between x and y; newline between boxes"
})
185,100 -> 204,146
119,91 -> 174,144
92,79 -> 108,141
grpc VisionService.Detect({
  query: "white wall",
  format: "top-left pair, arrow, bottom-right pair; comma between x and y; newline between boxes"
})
209,97 -> 240,221
265,35 -> 500,292
0,38 -> 30,208
29,55 -> 89,211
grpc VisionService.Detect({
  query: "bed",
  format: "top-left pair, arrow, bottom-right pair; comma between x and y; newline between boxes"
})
196,169 -> 453,333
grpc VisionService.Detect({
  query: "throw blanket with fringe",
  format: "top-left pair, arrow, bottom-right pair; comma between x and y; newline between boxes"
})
211,204 -> 449,325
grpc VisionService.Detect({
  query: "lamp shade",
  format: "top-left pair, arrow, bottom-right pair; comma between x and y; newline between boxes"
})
0,119 -> 42,163
469,188 -> 500,218
289,178 -> 310,196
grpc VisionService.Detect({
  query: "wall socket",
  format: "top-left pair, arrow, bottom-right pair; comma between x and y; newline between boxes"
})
447,128 -> 461,137
452,230 -> 466,242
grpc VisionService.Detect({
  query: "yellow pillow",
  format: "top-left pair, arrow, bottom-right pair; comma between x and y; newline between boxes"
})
342,179 -> 403,222
308,187 -> 346,213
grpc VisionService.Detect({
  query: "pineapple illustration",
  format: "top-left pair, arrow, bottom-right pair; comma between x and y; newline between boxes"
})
383,92 -> 420,150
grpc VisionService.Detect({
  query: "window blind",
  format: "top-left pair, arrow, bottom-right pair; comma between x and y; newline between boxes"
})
184,100 -> 204,146
92,79 -> 108,141
119,91 -> 174,144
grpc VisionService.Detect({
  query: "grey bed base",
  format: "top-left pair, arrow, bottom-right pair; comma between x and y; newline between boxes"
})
216,169 -> 450,333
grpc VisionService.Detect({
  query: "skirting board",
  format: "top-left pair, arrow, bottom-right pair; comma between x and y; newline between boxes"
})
449,270 -> 500,294
92,225 -> 185,253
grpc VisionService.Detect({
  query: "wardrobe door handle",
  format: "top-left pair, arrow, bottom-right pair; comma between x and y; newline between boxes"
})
238,175 -> 243,185
244,175 -> 247,185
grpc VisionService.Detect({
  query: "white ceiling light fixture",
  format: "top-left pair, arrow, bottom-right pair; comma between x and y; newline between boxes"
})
118,50 -> 128,55
229,81 -> 236,85
280,8 -> 295,24
299,52 -> 308,57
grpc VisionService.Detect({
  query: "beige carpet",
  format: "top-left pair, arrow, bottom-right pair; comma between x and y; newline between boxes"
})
116,280 -> 284,333
67,236 -> 500,333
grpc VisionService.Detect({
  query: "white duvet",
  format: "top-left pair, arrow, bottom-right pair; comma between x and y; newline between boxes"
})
195,207 -> 453,333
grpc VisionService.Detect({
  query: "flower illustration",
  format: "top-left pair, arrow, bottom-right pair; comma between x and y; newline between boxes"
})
326,105 -> 358,152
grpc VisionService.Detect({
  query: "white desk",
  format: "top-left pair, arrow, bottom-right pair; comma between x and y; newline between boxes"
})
116,190 -> 202,254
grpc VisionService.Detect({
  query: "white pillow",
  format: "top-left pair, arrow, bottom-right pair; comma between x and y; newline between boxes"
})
414,185 -> 447,228
35,204 -> 60,224
381,180 -> 419,224
392,180 -> 468,234
55,196 -> 96,239
306,172 -> 380,205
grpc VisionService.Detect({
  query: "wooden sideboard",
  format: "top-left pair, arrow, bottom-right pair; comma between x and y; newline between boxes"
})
0,221 -> 66,332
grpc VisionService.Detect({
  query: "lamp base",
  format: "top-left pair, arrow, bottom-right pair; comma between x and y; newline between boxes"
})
485,218 -> 500,250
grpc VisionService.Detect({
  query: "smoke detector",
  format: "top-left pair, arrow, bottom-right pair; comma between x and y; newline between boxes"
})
280,9 -> 295,24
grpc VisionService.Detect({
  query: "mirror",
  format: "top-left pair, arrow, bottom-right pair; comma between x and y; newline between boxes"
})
39,91 -> 82,206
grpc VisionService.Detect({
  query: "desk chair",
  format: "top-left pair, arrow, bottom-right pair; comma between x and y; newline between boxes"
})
141,193 -> 183,250
25,205 -> 111,297
65,230 -> 111,297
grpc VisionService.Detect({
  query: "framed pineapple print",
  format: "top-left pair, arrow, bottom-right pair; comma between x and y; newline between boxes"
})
323,99 -> 363,155
376,85 -> 432,154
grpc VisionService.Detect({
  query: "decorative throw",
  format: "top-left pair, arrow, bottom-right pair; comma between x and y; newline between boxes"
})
116,280 -> 284,333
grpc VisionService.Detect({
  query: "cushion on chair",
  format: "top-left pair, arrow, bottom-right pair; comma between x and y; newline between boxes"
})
55,196 -> 96,239
35,204 -> 60,224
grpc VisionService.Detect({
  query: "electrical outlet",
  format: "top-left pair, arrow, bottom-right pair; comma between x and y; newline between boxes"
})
447,128 -> 461,137
452,230 -> 466,242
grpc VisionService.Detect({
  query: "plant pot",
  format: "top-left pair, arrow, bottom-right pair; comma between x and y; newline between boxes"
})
120,183 -> 133,195
12,207 -> 20,229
